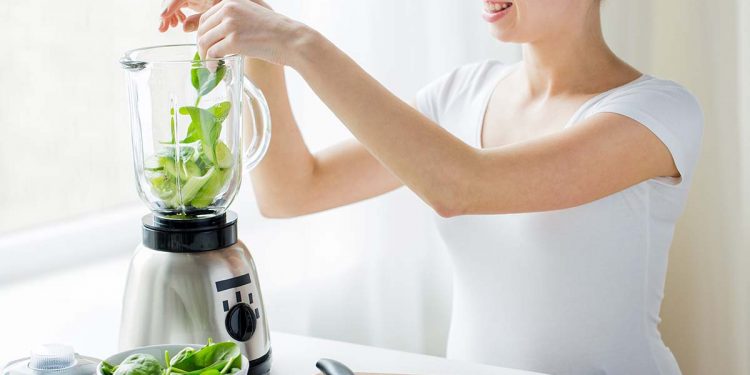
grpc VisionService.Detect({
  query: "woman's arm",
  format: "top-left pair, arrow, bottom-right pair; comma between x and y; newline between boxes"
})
161,0 -> 402,218
290,32 -> 678,216
244,55 -> 402,218
197,1 -> 679,217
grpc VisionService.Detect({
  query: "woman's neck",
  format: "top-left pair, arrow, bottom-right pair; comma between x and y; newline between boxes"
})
519,7 -> 637,98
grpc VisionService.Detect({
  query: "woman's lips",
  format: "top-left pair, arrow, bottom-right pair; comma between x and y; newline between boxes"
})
482,1 -> 513,23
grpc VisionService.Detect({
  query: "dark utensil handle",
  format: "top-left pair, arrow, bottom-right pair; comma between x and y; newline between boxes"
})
316,358 -> 356,375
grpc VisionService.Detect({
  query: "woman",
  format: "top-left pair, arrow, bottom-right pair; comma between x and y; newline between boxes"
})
161,1 -> 702,374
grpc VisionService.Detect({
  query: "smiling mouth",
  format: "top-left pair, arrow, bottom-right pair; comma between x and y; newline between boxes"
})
484,1 -> 513,14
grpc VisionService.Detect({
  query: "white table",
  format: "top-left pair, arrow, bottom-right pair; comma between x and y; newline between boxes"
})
0,256 -> 545,375
269,332 -> 544,375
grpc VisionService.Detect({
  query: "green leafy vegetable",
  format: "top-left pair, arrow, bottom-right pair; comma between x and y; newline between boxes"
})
101,341 -> 243,375
191,168 -> 230,208
214,141 -> 233,169
169,347 -> 196,368
113,354 -> 163,375
179,101 -> 231,164
101,361 -> 117,375
144,50 -> 234,211
170,341 -> 241,375
191,52 -> 226,103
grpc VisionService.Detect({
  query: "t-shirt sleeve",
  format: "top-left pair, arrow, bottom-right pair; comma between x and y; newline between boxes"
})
415,71 -> 452,124
593,80 -> 704,186
415,60 -> 498,125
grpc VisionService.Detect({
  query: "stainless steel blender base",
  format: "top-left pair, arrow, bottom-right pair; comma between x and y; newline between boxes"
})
118,240 -> 271,370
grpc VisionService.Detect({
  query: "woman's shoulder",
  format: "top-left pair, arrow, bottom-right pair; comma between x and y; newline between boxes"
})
422,59 -> 510,96
590,75 -> 704,186
593,76 -> 703,121
416,60 -> 511,123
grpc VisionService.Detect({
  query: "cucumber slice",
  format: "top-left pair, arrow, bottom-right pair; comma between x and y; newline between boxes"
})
214,141 -> 233,169
160,157 -> 179,178
185,160 -> 203,177
144,156 -> 162,171
147,171 -> 175,200
161,156 -> 195,181
179,168 -> 215,205
191,168 -> 231,208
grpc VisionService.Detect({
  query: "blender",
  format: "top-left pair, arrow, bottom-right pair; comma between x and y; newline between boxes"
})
118,45 -> 272,375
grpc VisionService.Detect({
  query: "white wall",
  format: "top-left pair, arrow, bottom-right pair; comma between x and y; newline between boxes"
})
0,0 -> 191,233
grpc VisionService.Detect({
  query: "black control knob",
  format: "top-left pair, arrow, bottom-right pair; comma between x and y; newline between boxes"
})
225,303 -> 257,341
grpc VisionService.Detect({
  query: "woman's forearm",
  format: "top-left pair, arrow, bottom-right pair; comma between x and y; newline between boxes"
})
289,29 -> 481,216
244,59 -> 404,217
244,59 -> 318,216
195,3 -> 678,217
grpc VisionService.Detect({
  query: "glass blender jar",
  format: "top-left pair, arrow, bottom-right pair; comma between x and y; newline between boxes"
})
118,45 -> 272,375
121,44 -> 270,218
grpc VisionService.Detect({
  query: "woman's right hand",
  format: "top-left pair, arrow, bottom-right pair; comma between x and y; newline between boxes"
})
160,0 -> 403,218
159,0 -> 272,32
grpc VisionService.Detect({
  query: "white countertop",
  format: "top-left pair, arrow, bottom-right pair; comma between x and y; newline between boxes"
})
269,332 -> 544,375
0,248 -> 545,375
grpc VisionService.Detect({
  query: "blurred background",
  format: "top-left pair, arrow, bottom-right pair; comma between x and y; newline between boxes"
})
0,1 -> 747,374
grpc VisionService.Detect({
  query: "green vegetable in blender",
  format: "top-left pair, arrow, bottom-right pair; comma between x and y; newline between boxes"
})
145,52 -> 235,210
179,167 -> 216,204
191,168 -> 231,208
179,101 -> 231,165
214,141 -> 233,169
147,171 -> 175,200
191,52 -> 227,101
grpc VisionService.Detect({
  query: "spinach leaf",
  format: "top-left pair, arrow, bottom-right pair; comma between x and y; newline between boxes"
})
179,106 -> 215,144
101,361 -> 117,375
191,52 -> 227,99
170,342 -> 240,375
101,341 -> 241,375
112,354 -> 163,375
179,102 -> 231,164
169,347 -> 196,368
208,102 -> 231,124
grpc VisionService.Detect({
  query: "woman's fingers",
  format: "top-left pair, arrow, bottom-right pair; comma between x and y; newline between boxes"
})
177,9 -> 187,22
158,18 -> 169,32
205,37 -> 233,59
197,20 -> 229,58
183,13 -> 203,32
196,0 -> 226,34
161,0 -> 188,18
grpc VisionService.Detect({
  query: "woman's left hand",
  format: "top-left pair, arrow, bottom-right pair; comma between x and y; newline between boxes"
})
196,0 -> 304,65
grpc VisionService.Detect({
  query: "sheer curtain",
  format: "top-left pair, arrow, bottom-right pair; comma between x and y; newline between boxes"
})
251,1 -> 750,371
601,1 -> 750,374
3,0 -> 745,372
232,0 -> 520,356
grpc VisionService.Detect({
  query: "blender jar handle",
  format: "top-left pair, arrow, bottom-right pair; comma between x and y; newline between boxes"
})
242,77 -> 272,173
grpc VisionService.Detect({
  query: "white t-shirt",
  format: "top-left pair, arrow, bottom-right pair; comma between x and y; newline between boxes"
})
415,61 -> 703,375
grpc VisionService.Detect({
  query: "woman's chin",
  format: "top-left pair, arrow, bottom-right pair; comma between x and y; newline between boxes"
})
488,27 -> 519,43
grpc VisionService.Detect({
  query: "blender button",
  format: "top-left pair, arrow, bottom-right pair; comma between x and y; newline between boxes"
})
235,291 -> 242,303
255,308 -> 260,319
222,300 -> 229,312
248,293 -> 253,304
